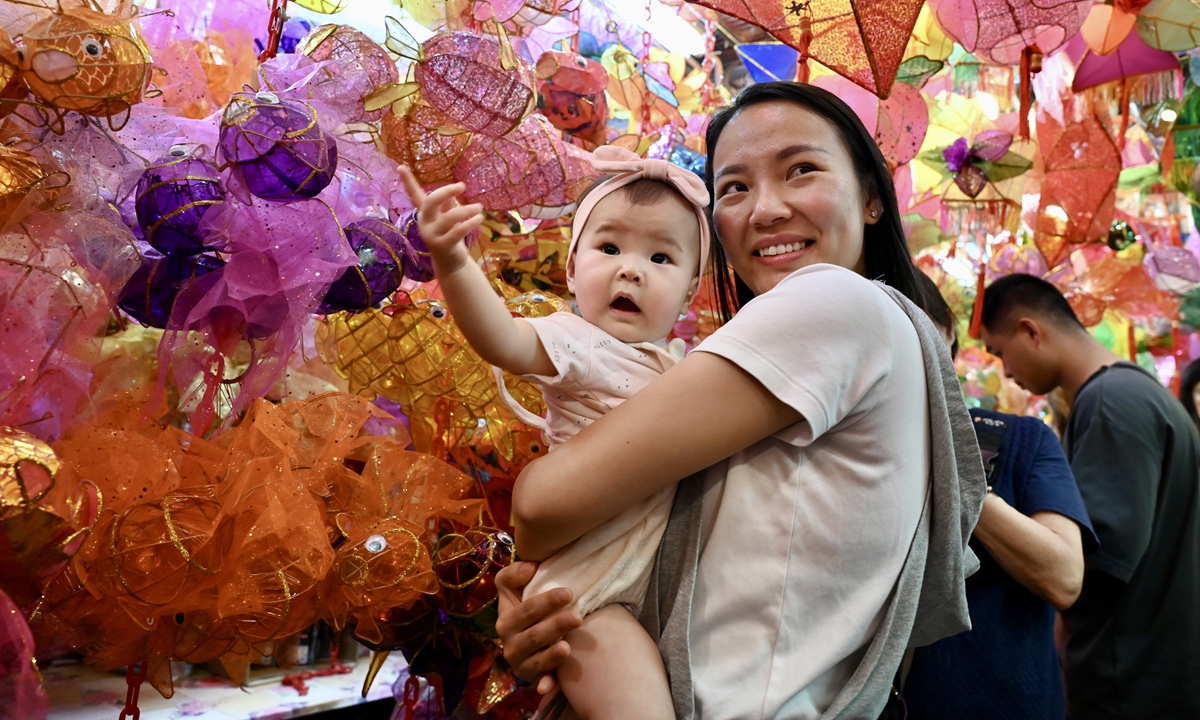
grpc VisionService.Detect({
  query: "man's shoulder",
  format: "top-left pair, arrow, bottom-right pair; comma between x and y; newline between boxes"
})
1076,363 -> 1174,415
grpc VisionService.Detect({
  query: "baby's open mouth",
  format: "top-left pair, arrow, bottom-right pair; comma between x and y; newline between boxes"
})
610,296 -> 640,313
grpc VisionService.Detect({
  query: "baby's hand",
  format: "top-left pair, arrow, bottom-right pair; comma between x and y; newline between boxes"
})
398,166 -> 484,271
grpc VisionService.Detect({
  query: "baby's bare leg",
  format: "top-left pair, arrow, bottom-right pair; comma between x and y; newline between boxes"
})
555,604 -> 675,720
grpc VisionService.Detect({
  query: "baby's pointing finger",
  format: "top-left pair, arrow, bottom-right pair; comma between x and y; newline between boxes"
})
397,166 -> 426,206
423,182 -> 468,213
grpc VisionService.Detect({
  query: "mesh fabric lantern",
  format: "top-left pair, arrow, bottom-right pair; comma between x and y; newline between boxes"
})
0,145 -> 45,227
376,23 -> 536,138
15,5 -> 152,130
135,146 -> 227,257
454,113 -> 598,216
299,24 -> 399,124
381,100 -> 471,187
217,90 -> 338,201
928,0 -> 1092,135
1034,102 -> 1124,269
318,219 -> 408,314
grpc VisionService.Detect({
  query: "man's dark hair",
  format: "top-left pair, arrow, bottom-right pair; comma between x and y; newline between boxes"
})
914,270 -> 958,358
981,274 -> 1084,333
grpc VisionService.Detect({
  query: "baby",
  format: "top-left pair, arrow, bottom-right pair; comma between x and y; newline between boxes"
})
399,146 -> 710,719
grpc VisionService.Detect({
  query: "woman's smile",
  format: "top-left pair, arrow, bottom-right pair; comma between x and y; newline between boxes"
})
753,235 -> 815,265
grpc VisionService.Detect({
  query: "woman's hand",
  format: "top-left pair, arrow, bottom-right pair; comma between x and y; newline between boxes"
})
398,166 -> 483,273
495,562 -> 583,695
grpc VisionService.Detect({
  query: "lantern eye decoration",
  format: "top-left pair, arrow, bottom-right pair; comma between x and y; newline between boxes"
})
217,90 -> 338,201
82,38 -> 104,58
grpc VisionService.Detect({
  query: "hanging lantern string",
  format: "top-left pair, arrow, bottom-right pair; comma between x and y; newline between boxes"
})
969,237 -> 988,339
118,661 -> 149,720
641,0 -> 654,136
259,0 -> 291,63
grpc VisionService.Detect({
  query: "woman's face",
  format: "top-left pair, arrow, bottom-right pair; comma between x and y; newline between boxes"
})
711,101 -> 878,296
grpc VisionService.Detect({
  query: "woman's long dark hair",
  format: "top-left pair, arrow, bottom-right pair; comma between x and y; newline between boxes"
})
703,81 -> 930,321
1179,358 -> 1200,430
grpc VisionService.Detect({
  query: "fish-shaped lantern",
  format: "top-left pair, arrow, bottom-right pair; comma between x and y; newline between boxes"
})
15,5 -> 152,130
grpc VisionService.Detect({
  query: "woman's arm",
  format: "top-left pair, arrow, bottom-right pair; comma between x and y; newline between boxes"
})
513,350 -> 802,560
399,167 -> 554,376
971,497 -> 1085,610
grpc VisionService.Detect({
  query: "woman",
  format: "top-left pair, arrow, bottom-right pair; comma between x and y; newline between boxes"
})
496,82 -> 985,718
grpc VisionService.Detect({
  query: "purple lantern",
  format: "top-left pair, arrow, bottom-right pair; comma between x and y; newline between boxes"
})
117,248 -> 225,328
135,146 -> 226,257
218,91 -> 338,201
318,218 -> 408,313
396,209 -> 434,282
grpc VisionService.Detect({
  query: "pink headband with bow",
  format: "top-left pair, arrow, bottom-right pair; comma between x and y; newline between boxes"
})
568,145 -> 711,281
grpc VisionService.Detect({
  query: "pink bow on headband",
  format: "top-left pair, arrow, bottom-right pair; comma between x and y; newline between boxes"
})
589,145 -> 711,209
568,145 -> 712,285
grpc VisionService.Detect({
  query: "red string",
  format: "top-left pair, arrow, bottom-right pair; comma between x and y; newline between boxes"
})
259,0 -> 290,63
281,637 -> 353,696
1128,323 -> 1138,363
969,257 -> 987,340
118,661 -> 148,720
401,674 -> 421,720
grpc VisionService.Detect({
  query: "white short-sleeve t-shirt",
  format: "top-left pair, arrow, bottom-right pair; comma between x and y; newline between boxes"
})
689,264 -> 930,719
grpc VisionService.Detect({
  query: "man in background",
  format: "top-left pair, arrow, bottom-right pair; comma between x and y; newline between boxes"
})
980,274 -> 1200,719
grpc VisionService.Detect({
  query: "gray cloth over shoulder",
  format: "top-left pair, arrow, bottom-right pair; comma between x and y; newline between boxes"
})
536,283 -> 986,720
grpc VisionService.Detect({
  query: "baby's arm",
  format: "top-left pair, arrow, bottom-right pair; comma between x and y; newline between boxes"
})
399,167 -> 555,377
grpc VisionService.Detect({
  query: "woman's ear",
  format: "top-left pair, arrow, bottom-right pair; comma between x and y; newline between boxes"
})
865,198 -> 883,225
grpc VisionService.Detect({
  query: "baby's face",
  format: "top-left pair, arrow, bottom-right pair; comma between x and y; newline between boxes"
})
569,191 -> 701,343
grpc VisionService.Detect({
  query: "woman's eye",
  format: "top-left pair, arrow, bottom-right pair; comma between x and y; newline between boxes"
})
718,181 -> 747,198
651,253 -> 670,264
601,243 -> 619,255
789,163 -> 816,178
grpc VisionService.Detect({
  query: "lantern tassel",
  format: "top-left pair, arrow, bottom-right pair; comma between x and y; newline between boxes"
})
1019,46 -> 1042,141
1128,323 -> 1138,363
797,16 -> 812,84
1118,78 -> 1130,151
969,259 -> 987,339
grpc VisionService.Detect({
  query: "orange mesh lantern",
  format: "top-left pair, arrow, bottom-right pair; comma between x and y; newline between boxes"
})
16,5 -> 152,130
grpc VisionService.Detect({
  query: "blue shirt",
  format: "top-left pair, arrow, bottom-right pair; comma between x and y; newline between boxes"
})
903,409 -> 1098,720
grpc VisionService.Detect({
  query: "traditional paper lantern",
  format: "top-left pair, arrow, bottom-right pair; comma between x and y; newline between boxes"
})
690,0 -> 925,97
15,5 -> 152,129
299,24 -> 400,124
1034,105 -> 1124,268
381,101 -> 472,187
117,250 -> 225,329
454,113 -> 598,215
218,90 -> 338,201
318,219 -> 408,314
535,50 -> 609,151
415,32 -> 536,137
875,81 -> 930,168
928,0 -> 1092,65
135,146 -> 226,257
1136,0 -> 1200,51
0,145 -> 45,227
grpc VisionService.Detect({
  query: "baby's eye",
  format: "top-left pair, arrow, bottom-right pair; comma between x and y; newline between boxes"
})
651,253 -> 670,264
601,243 -> 619,255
